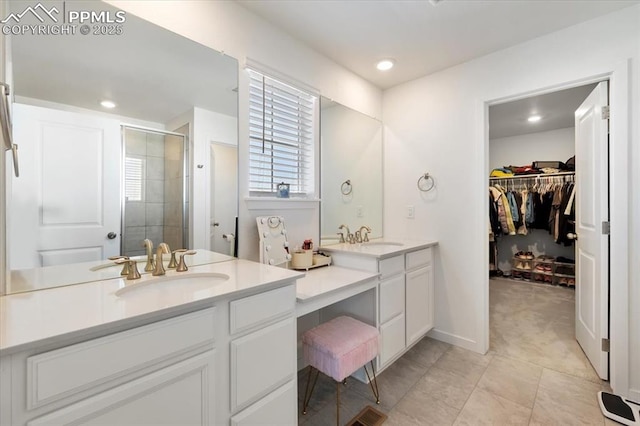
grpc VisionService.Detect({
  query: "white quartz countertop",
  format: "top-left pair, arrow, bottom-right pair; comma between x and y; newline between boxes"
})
9,251 -> 236,294
319,238 -> 438,259
296,265 -> 379,302
0,259 -> 303,355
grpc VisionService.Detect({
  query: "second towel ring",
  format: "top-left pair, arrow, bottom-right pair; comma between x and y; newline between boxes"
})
417,173 -> 435,192
341,179 -> 352,195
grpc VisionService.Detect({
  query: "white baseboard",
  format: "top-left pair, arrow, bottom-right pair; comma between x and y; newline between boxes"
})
427,328 -> 482,353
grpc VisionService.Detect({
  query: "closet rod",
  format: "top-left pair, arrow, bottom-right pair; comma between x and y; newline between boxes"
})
489,171 -> 575,180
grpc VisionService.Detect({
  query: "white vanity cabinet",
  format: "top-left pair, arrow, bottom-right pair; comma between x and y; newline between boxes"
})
326,242 -> 436,371
405,247 -> 435,347
1,281 -> 299,426
5,308 -> 217,426
228,285 -> 298,425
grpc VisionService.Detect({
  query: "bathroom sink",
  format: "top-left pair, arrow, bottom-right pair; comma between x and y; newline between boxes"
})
115,272 -> 230,296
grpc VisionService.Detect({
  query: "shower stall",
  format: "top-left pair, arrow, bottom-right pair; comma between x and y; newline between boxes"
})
121,126 -> 188,257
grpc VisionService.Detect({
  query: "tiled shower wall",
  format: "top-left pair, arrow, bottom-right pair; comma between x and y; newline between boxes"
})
163,133 -> 185,251
123,128 -> 185,257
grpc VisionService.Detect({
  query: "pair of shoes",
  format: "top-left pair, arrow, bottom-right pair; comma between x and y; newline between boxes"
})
516,261 -> 525,270
515,251 -> 533,260
523,262 -> 531,270
567,278 -> 575,285
559,277 -> 568,285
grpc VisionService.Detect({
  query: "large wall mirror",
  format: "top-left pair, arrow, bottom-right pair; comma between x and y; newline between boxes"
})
320,97 -> 382,244
7,0 -> 238,293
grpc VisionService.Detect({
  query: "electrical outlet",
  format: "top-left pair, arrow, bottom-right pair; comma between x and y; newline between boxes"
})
356,205 -> 363,217
406,205 -> 415,219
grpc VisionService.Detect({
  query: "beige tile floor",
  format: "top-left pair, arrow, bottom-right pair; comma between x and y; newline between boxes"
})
298,278 -> 613,425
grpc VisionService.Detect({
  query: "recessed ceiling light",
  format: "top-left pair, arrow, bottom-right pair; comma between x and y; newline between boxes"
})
376,59 -> 395,71
100,100 -> 116,109
527,115 -> 542,122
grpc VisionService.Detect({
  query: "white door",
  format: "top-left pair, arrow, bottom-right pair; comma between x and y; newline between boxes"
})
209,142 -> 237,255
574,81 -> 609,379
10,104 -> 121,268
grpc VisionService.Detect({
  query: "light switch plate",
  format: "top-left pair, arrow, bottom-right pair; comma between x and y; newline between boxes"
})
406,205 -> 415,219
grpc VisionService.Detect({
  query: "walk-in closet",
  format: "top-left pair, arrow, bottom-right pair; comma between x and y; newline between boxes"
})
487,82 -> 609,382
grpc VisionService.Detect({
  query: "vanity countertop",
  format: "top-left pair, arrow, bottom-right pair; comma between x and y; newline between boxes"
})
8,251 -> 236,294
319,238 -> 438,259
0,259 -> 303,355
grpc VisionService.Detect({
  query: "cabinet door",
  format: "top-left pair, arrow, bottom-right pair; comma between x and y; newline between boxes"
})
405,265 -> 434,346
379,274 -> 405,324
380,313 -> 405,367
230,380 -> 296,426
28,351 -> 215,426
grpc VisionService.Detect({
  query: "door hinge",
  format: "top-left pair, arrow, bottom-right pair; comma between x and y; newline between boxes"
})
602,221 -> 610,235
601,106 -> 610,120
602,338 -> 610,352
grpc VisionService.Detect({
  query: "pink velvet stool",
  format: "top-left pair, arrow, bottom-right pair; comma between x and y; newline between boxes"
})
301,315 -> 380,425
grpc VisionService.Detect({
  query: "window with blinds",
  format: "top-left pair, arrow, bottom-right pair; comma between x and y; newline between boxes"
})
248,69 -> 317,196
124,156 -> 145,202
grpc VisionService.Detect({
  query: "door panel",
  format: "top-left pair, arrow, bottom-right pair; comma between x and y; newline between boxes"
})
11,104 -> 121,269
575,81 -> 609,380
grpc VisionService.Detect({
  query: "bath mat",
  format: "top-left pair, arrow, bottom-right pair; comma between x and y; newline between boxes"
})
345,405 -> 387,426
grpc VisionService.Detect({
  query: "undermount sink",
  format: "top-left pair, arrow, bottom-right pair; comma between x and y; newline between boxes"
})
115,272 -> 230,296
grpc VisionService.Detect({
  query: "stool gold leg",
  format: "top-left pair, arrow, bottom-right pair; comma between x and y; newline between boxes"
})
336,380 -> 340,426
302,367 -> 320,415
364,361 -> 381,404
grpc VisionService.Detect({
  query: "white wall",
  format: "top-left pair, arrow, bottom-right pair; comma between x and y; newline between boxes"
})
489,127 -> 575,171
383,6 -> 639,400
104,0 -> 382,262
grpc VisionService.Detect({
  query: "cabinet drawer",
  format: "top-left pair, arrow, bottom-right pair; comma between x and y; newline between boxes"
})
379,255 -> 404,279
27,308 -> 215,410
28,351 -> 215,426
380,313 -> 405,367
379,275 -> 405,324
231,318 -> 296,411
231,380 -> 297,426
230,284 -> 295,335
406,247 -> 433,270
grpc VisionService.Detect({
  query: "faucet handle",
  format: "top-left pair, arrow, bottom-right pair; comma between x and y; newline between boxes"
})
176,250 -> 197,272
168,249 -> 188,269
126,259 -> 141,280
347,233 -> 355,244
337,232 -> 345,244
109,256 -> 130,276
355,230 -> 362,243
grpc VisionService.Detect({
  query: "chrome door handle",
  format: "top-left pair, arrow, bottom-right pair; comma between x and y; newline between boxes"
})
107,232 -> 117,240
567,232 -> 578,240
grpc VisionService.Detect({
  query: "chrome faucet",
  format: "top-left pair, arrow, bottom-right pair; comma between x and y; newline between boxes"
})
152,243 -> 170,276
355,226 -> 371,243
143,239 -> 155,272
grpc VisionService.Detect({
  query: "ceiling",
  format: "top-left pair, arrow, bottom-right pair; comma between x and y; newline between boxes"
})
11,1 -> 238,123
238,0 -> 639,89
489,83 -> 598,140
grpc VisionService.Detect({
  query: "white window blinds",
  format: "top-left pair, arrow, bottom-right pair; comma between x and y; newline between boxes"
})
248,69 -> 317,196
124,156 -> 145,202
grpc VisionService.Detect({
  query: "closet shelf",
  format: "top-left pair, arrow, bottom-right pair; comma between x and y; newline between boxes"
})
489,171 -> 575,180
554,273 -> 576,278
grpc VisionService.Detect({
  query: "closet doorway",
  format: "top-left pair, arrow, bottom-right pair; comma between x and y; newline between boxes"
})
487,81 -> 610,381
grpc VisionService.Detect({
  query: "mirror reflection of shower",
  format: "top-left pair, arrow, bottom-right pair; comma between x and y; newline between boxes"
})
122,126 -> 188,257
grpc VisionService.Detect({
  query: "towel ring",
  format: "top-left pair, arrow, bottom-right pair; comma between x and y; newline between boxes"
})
341,180 -> 352,195
417,173 -> 435,192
